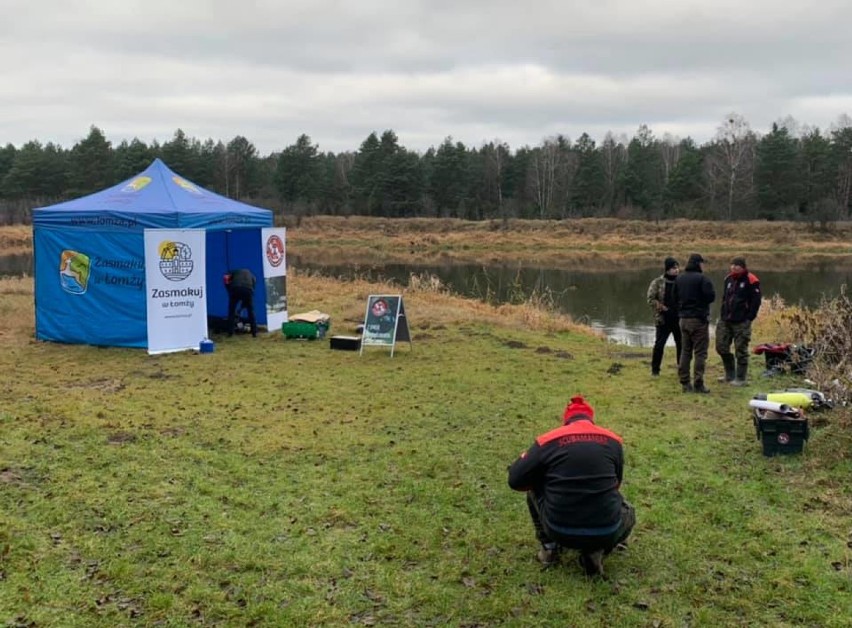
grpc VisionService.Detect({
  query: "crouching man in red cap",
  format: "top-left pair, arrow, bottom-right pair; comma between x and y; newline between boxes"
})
507,396 -> 635,576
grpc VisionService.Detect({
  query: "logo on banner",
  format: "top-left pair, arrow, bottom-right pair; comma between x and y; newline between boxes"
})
59,250 -> 91,294
172,176 -> 202,195
266,235 -> 285,267
157,241 -> 194,281
122,176 -> 152,193
371,298 -> 389,318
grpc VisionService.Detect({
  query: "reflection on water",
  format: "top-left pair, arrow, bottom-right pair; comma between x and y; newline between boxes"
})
592,321 -> 658,347
0,253 -> 32,278
4,251 -> 850,346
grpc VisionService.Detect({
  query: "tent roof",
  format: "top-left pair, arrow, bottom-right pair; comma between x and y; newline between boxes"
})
33,158 -> 273,230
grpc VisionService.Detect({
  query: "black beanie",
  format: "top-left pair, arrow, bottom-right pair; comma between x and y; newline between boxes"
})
664,257 -> 679,272
731,256 -> 747,268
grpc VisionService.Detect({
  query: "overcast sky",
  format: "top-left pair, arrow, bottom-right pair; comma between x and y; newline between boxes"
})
2,0 -> 851,155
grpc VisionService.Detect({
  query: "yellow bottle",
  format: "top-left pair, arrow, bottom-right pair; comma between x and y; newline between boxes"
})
754,392 -> 814,410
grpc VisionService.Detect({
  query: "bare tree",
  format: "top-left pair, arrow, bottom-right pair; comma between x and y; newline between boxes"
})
713,113 -> 755,220
659,133 -> 682,185
776,115 -> 802,139
831,115 -> 852,218
530,137 -> 565,219
601,132 -> 627,215
483,140 -> 509,216
559,150 -> 579,219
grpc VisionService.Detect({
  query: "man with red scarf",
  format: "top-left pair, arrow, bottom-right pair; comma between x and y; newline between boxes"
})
508,396 -> 635,576
716,256 -> 761,386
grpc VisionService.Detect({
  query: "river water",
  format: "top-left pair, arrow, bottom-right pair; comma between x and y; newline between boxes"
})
4,252 -> 850,346
289,256 -> 852,346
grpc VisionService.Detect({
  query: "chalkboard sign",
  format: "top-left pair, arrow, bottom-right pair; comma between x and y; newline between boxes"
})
360,294 -> 411,357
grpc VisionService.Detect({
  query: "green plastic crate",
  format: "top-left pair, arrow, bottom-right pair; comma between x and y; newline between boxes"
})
282,321 -> 329,340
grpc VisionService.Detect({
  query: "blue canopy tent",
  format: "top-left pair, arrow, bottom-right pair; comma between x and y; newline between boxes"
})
33,159 -> 274,348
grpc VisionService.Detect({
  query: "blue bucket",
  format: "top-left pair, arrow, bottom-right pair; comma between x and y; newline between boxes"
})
199,339 -> 215,354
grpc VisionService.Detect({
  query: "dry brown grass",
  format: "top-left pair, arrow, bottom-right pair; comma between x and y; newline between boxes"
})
289,269 -> 598,336
777,289 -> 852,404
0,271 -> 598,352
751,293 -> 792,341
289,215 -> 852,245
753,288 -> 852,405
0,225 -> 32,255
284,217 -> 852,268
0,276 -> 35,346
6,221 -> 851,270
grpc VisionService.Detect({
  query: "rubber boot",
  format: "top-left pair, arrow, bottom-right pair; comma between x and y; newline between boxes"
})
579,549 -> 605,577
717,354 -> 735,383
537,543 -> 560,567
731,363 -> 748,387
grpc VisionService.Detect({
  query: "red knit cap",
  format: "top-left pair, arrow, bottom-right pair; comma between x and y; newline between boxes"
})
562,395 -> 595,423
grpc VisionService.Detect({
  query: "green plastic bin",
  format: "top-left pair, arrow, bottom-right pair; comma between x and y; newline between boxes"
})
282,321 -> 329,340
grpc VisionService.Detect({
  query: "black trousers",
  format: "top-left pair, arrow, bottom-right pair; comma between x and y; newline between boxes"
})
526,492 -> 635,554
651,315 -> 682,374
227,286 -> 257,337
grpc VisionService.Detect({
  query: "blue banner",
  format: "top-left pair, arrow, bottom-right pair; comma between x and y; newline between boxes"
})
35,228 -> 147,347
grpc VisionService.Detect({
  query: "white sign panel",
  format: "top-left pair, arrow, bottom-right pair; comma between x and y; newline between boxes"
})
144,229 -> 208,354
261,227 -> 288,333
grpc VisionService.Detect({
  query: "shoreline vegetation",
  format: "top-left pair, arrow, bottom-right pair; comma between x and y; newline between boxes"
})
1,221 -> 850,625
4,218 -> 852,264
286,217 -> 852,268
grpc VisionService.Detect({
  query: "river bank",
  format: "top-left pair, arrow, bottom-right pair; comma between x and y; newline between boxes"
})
5,218 -> 852,266
285,217 -> 852,267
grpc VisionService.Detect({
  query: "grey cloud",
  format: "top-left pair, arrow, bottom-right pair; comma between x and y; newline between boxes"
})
2,1 -> 851,153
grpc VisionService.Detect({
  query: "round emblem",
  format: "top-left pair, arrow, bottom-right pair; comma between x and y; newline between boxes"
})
266,235 -> 285,268
158,241 -> 194,281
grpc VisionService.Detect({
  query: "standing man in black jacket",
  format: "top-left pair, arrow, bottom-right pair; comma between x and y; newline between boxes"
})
716,256 -> 761,386
508,396 -> 635,576
676,253 -> 715,393
646,256 -> 682,377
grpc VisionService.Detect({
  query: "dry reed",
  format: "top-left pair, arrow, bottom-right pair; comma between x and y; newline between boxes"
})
776,287 -> 852,405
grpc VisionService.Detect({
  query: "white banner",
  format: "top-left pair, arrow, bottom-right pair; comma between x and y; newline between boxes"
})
261,227 -> 288,333
144,229 -> 208,354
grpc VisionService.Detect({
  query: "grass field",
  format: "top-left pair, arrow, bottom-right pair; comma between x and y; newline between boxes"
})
1,268 -> 850,627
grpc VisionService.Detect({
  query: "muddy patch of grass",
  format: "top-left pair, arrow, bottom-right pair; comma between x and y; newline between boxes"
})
105,431 -> 137,445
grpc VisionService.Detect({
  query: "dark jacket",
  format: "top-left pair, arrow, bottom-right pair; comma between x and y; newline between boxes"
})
721,270 -> 761,323
229,268 -> 256,291
647,274 -> 679,325
508,418 -> 624,534
676,262 -> 715,321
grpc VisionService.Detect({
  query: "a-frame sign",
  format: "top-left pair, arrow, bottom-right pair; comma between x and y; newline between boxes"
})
360,294 -> 411,357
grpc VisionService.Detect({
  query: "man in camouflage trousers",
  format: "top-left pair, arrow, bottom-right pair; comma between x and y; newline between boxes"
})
716,256 -> 761,386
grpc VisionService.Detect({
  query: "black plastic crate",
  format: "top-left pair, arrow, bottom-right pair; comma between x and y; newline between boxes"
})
754,414 -> 809,457
329,335 -> 361,351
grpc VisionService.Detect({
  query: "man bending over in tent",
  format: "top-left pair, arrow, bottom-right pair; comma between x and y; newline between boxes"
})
507,395 -> 635,576
226,268 -> 257,337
